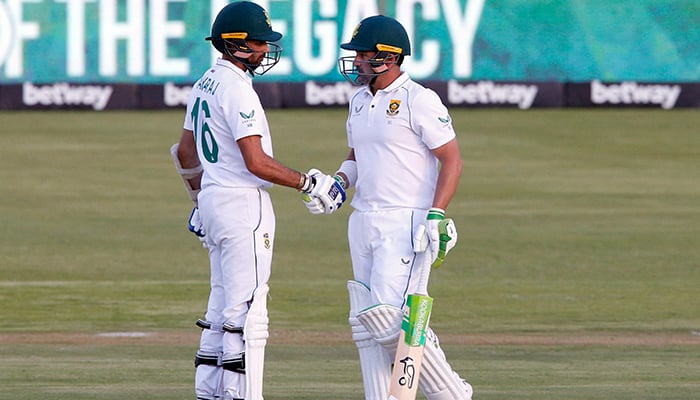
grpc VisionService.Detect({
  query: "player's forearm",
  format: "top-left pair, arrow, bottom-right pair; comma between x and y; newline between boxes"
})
430,139 -> 462,210
246,154 -> 306,190
177,130 -> 202,190
432,156 -> 462,211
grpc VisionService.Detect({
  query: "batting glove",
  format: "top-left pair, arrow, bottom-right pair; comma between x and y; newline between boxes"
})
432,218 -> 458,268
188,206 -> 206,237
301,168 -> 346,214
413,208 -> 457,268
301,192 -> 325,215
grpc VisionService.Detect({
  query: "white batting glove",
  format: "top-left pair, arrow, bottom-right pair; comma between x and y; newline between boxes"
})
301,168 -> 346,214
188,207 -> 205,237
188,207 -> 208,248
301,192 -> 324,215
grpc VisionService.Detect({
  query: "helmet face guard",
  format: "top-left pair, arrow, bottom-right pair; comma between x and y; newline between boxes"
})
337,16 -> 410,85
219,33 -> 282,76
338,49 -> 400,86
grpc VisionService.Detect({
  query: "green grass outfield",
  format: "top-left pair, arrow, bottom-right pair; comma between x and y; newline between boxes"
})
1,109 -> 699,399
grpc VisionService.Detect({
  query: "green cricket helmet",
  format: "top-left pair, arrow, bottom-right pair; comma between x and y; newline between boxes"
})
206,1 -> 283,75
340,15 -> 411,56
338,15 -> 411,85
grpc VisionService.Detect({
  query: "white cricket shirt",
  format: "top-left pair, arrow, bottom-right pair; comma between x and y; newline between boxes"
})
346,73 -> 456,211
184,58 -> 274,190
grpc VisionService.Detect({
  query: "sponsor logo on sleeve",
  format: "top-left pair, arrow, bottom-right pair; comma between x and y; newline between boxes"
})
239,109 -> 256,127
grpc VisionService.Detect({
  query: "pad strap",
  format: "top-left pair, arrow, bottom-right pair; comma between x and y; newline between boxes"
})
196,319 -> 223,332
194,350 -> 222,367
195,319 -> 244,335
222,353 -> 246,374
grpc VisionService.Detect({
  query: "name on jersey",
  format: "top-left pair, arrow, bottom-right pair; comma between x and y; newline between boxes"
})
196,76 -> 220,95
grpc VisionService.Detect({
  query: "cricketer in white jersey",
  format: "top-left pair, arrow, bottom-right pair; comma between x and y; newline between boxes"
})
171,3 -> 345,400
345,71 -> 458,304
306,14 -> 474,400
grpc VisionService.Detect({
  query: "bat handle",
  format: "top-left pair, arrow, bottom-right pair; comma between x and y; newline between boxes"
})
415,251 -> 432,295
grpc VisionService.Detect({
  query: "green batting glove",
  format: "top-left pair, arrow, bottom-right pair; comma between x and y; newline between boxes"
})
432,218 -> 458,268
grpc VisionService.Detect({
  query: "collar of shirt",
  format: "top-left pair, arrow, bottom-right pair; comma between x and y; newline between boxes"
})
364,72 -> 411,96
216,57 -> 253,85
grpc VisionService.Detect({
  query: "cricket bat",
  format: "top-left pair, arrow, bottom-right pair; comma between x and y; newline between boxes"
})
387,251 -> 434,400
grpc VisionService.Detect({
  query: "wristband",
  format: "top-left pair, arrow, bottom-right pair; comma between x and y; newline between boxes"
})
296,173 -> 307,190
427,207 -> 445,220
299,174 -> 316,193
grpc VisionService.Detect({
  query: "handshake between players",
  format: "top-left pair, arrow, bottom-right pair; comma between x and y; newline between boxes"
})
300,168 -> 347,215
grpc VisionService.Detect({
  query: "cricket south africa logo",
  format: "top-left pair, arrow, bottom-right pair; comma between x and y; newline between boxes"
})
387,99 -> 401,116
0,1 -> 16,68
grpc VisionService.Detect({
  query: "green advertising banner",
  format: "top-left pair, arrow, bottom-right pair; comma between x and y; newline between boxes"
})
0,0 -> 698,84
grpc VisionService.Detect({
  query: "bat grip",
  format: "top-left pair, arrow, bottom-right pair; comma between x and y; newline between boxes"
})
415,251 -> 432,295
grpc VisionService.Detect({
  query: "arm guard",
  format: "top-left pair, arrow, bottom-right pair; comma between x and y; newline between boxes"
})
170,143 -> 202,205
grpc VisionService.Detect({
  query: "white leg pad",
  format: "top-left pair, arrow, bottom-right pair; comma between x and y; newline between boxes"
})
357,305 -> 473,400
419,328 -> 473,400
356,303 -> 404,357
348,281 -> 393,400
244,284 -> 270,400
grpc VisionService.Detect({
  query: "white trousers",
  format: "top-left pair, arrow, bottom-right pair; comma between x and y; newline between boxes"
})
348,208 -> 427,308
348,208 -> 473,400
196,187 -> 275,400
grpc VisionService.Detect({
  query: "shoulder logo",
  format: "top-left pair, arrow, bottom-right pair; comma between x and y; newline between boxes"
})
438,115 -> 451,124
354,104 -> 364,114
387,99 -> 401,116
240,109 -> 255,119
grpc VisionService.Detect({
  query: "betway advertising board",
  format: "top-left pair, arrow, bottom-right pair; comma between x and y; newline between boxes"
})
0,0 -> 698,109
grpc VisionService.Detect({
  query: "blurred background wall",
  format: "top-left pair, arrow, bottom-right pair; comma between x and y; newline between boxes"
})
1,0 -> 698,109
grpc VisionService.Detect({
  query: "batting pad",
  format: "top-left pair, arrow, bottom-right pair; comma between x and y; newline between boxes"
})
244,284 -> 270,400
348,280 -> 393,400
419,328 -> 473,400
356,303 -> 404,357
